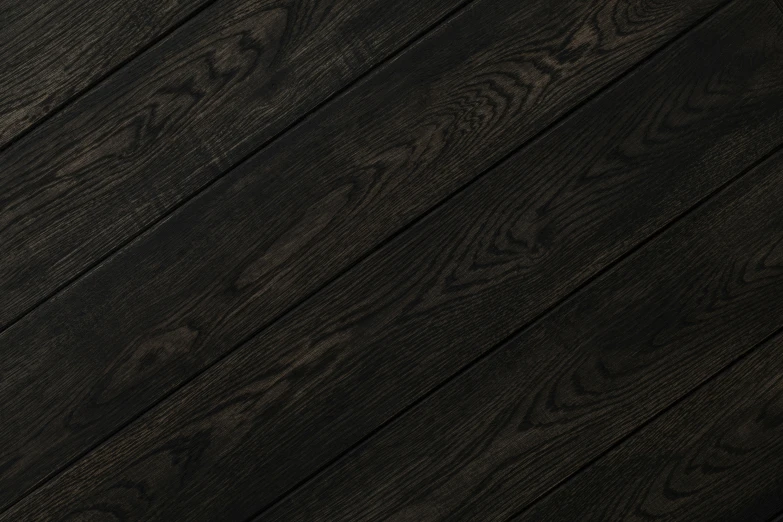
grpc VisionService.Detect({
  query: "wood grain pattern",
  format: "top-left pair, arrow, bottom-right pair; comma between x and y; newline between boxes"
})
3,1 -> 781,519
0,0 -> 466,329
518,332 -> 783,522
0,0 -> 208,147
0,0 -> 730,512
260,131 -> 783,522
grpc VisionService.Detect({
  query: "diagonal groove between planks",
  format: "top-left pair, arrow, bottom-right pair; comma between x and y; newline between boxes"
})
250,137 -> 783,522
0,0 -> 219,157
506,322 -> 783,521
0,0 -> 737,516
0,0 -> 476,341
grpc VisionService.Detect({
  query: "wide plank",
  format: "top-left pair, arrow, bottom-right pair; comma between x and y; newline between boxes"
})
0,0 -> 729,511
0,0 -> 467,328
518,332 -> 783,522
0,0 -> 208,147
3,1 -> 781,519
260,131 -> 783,521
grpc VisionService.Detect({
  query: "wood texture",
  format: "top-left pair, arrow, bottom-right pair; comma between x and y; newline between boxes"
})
0,0 -> 208,147
0,0 -> 731,511
519,332 -> 783,522
260,130 -> 783,521
0,0 -> 466,329
3,1 -> 781,519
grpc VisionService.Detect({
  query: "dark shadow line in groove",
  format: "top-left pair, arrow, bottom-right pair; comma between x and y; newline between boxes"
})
0,0 -> 477,514
0,0 -> 220,157
506,322 -> 783,521
768,510 -> 783,522
0,0 -> 735,516
0,0 -> 475,340
772,0 -> 783,17
246,138 -> 783,522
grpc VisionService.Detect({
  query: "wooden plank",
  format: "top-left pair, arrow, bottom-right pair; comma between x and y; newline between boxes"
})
0,0 -> 208,147
3,0 -> 781,519
0,0 -> 467,329
0,0 -> 729,511
518,332 -> 783,522
258,137 -> 783,521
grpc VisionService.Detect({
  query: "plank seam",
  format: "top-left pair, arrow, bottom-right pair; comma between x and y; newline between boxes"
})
772,0 -> 783,17
0,0 -> 737,515
507,323 -> 783,521
247,137 -> 783,522
0,0 -> 220,157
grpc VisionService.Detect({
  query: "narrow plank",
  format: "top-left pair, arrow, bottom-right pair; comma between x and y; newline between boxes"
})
3,1 -> 781,519
0,0 -> 729,511
519,332 -> 783,522
259,130 -> 783,521
0,0 -> 467,328
0,0 -> 209,147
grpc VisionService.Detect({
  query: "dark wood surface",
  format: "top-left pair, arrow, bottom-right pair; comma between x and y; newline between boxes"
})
0,0 -> 734,512
0,0 -> 468,329
2,0 -> 782,520
0,0 -> 209,148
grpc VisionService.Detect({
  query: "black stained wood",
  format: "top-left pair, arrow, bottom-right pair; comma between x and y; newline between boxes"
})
259,132 -> 783,521
0,0 -> 729,511
0,0 -> 208,148
518,332 -> 783,522
0,0 -> 467,330
3,1 -> 782,519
